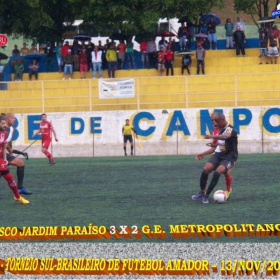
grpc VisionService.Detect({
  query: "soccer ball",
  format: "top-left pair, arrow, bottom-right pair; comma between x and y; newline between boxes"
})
213,190 -> 227,203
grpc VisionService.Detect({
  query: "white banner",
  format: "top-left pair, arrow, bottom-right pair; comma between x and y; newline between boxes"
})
98,78 -> 135,99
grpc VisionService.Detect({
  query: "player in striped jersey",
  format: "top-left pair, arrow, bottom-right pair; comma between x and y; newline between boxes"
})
0,115 -> 29,203
4,113 -> 32,195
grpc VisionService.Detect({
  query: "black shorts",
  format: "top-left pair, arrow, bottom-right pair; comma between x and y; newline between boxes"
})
7,153 -> 16,164
123,135 -> 133,143
208,153 -> 235,170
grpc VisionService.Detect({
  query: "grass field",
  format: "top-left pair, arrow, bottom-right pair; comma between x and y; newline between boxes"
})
1,154 -> 279,243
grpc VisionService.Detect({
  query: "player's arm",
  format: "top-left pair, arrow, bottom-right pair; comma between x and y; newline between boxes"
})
3,143 -> 8,165
122,126 -> 124,136
51,127 -> 58,142
32,130 -> 41,137
6,142 -> 28,160
195,147 -> 215,160
204,131 -> 232,140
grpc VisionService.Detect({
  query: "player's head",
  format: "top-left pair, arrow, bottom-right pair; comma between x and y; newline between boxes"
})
5,113 -> 15,127
41,113 -> 47,122
213,113 -> 227,128
0,115 -> 6,130
211,112 -> 219,127
125,119 -> 129,124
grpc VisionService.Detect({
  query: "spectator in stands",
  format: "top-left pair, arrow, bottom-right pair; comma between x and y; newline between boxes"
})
12,45 -> 20,56
267,33 -> 279,64
200,20 -> 208,34
54,42 -> 62,73
29,59 -> 39,80
186,22 -> 194,51
29,44 -> 38,54
158,36 -> 168,51
266,22 -> 274,38
233,26 -> 246,57
259,32 -> 268,64
178,22 -> 187,51
259,24 -> 267,38
168,38 -> 176,59
91,45 -> 102,79
181,54 -> 192,75
45,43 -> 54,72
126,38 -> 137,70
20,43 -> 29,56
103,39 -> 111,70
13,59 -> 24,81
106,43 -> 117,78
196,44 -> 205,75
234,16 -> 246,32
208,17 -> 217,50
72,40 -> 80,71
87,39 -> 95,71
38,44 -> 45,55
62,49 -> 74,80
79,47 -> 88,79
61,41 -> 70,67
147,37 -> 157,68
165,45 -> 174,76
157,47 -> 165,76
273,25 -> 280,44
117,40 -> 126,69
140,38 -> 148,68
225,18 -> 234,49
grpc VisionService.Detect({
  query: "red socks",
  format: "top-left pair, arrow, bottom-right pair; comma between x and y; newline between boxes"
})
3,173 -> 20,199
43,150 -> 52,159
225,175 -> 233,191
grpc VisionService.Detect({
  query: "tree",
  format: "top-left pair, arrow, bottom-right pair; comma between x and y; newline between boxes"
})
0,0 -> 224,41
80,0 -> 225,35
234,0 -> 278,25
0,0 -> 89,42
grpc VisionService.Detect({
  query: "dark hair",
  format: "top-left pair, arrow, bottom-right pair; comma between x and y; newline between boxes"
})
41,113 -> 47,117
0,115 -> 5,121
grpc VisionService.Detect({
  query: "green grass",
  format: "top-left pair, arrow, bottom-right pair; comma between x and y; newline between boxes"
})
1,154 -> 279,243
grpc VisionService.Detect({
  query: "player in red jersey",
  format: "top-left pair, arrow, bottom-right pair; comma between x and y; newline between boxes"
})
33,113 -> 58,165
195,112 -> 233,198
0,115 -> 29,204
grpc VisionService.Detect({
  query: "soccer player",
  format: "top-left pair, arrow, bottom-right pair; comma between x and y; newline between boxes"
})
192,113 -> 238,203
122,119 -> 137,156
195,113 -> 233,198
4,113 -> 32,195
0,115 -> 29,204
33,113 -> 58,165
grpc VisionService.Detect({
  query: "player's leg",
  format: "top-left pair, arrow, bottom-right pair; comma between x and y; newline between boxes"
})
192,154 -> 218,201
41,140 -> 55,165
129,136 -> 133,155
123,136 -> 128,156
8,154 -> 32,195
203,160 -> 234,203
2,170 -> 29,204
224,165 -> 234,198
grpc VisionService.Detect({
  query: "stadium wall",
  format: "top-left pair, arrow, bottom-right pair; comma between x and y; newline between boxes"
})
11,107 -> 280,158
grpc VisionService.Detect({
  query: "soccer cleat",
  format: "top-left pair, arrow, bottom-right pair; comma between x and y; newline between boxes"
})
14,196 -> 29,204
225,188 -> 232,199
131,152 -> 133,156
49,158 -> 56,165
191,191 -> 204,200
202,195 -> 209,204
18,187 -> 32,195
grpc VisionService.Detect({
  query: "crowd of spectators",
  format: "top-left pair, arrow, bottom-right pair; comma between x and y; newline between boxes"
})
9,15 -> 280,80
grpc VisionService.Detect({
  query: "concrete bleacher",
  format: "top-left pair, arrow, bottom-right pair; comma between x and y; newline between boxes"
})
2,48 -> 280,114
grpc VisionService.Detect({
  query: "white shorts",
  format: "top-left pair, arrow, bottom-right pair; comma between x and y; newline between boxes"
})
267,47 -> 279,57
